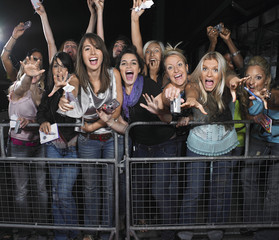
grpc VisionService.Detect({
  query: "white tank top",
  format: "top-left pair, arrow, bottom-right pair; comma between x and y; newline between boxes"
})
9,90 -> 39,141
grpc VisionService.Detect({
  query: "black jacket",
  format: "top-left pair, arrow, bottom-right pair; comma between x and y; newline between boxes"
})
37,88 -> 77,142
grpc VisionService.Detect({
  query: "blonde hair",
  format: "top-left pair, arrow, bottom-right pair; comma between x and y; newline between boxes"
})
163,42 -> 187,65
190,51 -> 227,111
143,40 -> 165,58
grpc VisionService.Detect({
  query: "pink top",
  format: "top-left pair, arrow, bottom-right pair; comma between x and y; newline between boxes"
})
9,90 -> 39,141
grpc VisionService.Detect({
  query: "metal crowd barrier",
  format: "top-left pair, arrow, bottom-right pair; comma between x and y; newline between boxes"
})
0,123 -> 120,240
124,121 -> 279,240
0,121 -> 279,240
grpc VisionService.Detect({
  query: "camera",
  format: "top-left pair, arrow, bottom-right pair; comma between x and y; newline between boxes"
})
102,99 -> 120,114
31,0 -> 40,9
214,23 -> 223,33
170,95 -> 181,114
23,21 -> 32,30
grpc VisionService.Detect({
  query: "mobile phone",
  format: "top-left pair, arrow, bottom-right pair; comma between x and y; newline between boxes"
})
23,21 -> 32,30
31,0 -> 41,9
244,87 -> 263,102
170,94 -> 181,114
214,23 -> 223,33
14,120 -> 21,134
102,99 -> 120,114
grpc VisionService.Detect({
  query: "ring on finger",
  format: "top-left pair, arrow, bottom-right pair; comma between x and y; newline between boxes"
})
265,90 -> 271,99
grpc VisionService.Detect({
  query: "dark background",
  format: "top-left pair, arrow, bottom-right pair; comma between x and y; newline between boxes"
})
0,0 -> 278,108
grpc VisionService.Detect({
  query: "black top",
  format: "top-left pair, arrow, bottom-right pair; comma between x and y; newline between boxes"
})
128,77 -> 175,146
37,88 -> 77,142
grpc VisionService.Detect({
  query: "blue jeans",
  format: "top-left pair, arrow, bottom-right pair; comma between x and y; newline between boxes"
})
179,148 -> 233,225
7,140 -> 48,226
46,143 -> 80,240
241,137 -> 279,223
132,138 -> 178,240
78,134 -> 115,239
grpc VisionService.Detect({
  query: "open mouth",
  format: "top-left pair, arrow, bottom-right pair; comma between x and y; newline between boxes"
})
248,86 -> 255,92
125,70 -> 134,81
89,57 -> 98,65
205,79 -> 214,88
150,58 -> 156,66
174,73 -> 182,79
174,74 -> 184,84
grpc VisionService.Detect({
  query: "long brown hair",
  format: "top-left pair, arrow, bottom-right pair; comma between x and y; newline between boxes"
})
75,33 -> 111,93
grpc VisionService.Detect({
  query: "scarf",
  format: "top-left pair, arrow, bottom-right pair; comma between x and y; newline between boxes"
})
122,75 -> 144,119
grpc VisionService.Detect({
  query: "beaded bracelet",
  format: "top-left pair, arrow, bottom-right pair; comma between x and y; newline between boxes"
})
11,35 -> 17,41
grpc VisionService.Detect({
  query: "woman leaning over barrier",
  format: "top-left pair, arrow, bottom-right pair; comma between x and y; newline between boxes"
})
37,51 -> 80,240
57,33 -> 123,240
97,44 -> 181,240
7,53 -> 48,240
241,55 -> 279,240
163,51 -> 248,240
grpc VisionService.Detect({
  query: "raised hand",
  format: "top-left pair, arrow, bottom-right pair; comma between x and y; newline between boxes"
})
20,55 -> 45,80
94,0 -> 105,13
207,26 -> 218,44
87,0 -> 96,14
181,97 -> 207,115
140,93 -> 160,115
229,76 -> 250,102
12,22 -> 26,40
248,87 -> 270,109
131,0 -> 145,20
220,26 -> 231,41
35,2 -> 46,16
164,86 -> 181,101
48,71 -> 70,97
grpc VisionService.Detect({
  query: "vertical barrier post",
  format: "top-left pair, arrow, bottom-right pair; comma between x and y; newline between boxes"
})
0,125 -> 5,158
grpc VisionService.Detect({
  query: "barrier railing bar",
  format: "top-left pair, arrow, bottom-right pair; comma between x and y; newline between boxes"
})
124,119 -> 279,240
0,123 -> 120,237
124,120 -> 258,158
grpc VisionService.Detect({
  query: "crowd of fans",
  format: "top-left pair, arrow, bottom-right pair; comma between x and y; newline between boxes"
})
1,0 -> 279,240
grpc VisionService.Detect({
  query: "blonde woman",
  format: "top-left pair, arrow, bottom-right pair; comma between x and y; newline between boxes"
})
168,52 -> 239,240
131,0 -> 167,88
7,55 -> 47,240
